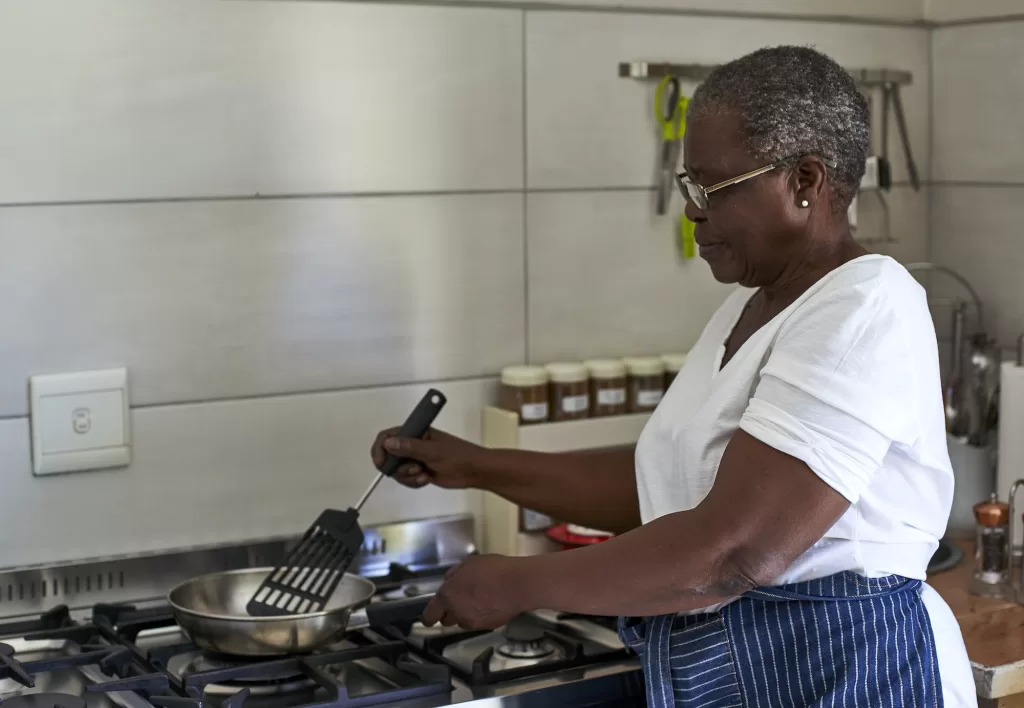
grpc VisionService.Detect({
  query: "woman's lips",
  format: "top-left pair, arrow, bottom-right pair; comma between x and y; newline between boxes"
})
698,242 -> 725,258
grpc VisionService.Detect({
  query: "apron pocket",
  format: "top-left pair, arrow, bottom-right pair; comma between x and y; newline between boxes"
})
667,615 -> 743,707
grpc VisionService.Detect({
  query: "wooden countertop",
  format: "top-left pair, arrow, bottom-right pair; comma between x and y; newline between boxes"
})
930,540 -> 1024,701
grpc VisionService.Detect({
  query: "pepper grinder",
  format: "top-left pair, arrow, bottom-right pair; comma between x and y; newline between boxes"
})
973,493 -> 1010,598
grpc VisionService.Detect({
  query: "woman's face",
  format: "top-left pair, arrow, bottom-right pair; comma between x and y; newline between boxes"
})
681,112 -> 805,288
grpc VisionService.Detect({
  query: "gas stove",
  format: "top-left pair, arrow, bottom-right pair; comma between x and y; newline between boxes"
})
0,517 -> 643,708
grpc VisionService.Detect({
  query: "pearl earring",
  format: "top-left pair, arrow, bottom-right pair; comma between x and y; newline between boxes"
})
800,200 -> 810,208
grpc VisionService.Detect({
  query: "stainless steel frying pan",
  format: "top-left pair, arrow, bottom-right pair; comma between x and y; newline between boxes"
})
168,567 -> 430,656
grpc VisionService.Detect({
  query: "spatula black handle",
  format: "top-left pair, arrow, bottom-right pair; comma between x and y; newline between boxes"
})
380,389 -> 447,477
365,595 -> 432,627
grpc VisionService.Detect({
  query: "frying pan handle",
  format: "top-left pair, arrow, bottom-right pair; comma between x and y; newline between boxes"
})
365,595 -> 432,627
380,389 -> 447,477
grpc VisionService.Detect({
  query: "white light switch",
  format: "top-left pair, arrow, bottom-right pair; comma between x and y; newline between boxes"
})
30,368 -> 131,476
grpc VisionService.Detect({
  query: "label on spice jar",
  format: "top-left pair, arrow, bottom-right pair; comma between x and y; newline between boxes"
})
597,388 -> 626,406
637,390 -> 664,407
520,402 -> 549,422
561,395 -> 589,414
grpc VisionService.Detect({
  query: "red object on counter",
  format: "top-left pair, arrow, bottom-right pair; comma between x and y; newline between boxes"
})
546,523 -> 614,550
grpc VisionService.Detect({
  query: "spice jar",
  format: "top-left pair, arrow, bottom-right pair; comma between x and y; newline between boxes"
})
624,357 -> 665,413
661,352 -> 688,389
585,359 -> 628,417
973,493 -> 1010,597
500,365 -> 549,424
545,362 -> 590,422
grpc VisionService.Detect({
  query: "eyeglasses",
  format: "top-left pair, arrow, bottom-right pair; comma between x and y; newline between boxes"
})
675,153 -> 838,211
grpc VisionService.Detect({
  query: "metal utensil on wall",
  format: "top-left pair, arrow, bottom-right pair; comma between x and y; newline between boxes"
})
967,332 -> 1000,446
884,81 -> 920,191
654,76 -> 686,215
945,301 -> 970,439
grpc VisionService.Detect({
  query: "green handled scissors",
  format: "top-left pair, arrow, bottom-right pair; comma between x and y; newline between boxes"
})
655,75 -> 688,215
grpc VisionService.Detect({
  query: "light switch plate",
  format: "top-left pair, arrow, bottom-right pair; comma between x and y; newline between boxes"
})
30,368 -> 131,476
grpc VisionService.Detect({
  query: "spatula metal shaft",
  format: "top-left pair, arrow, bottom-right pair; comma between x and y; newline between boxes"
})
355,472 -> 385,512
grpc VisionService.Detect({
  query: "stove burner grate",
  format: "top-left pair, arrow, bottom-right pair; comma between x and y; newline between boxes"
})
0,693 -> 87,708
393,615 -> 631,687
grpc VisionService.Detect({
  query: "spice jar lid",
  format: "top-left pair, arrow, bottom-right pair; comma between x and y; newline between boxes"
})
661,352 -> 689,373
584,359 -> 627,379
544,362 -> 588,383
500,365 -> 548,387
623,356 -> 665,376
974,493 -> 1009,527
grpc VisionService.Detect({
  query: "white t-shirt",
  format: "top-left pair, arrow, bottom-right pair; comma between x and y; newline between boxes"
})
634,254 -> 976,706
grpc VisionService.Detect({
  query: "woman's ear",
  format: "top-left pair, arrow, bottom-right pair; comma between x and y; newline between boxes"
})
792,156 -> 829,210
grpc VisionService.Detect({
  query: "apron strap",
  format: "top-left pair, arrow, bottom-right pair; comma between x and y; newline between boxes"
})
644,613 -> 677,708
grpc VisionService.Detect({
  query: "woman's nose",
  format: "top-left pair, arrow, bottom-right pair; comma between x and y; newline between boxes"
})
683,199 -> 706,223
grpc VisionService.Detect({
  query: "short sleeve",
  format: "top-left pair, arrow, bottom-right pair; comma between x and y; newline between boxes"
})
738,272 -> 920,503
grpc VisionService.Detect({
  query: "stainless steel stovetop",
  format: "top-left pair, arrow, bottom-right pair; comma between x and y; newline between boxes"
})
0,516 -> 643,708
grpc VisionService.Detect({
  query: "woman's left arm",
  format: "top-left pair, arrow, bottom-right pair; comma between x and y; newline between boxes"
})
422,429 -> 850,627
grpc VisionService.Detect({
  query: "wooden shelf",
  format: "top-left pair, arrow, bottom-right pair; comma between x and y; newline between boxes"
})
479,406 -> 651,556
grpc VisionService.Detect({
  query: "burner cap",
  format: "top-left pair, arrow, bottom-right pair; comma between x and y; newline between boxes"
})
502,623 -> 544,644
497,622 -> 556,660
0,642 -> 15,658
0,694 -> 87,708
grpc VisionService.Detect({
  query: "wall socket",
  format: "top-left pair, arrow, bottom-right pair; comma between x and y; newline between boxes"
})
30,368 -> 131,476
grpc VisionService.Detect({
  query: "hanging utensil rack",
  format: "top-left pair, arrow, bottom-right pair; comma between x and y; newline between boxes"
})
618,62 -> 912,87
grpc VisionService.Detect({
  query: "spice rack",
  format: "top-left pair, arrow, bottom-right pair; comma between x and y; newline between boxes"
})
479,406 -> 651,556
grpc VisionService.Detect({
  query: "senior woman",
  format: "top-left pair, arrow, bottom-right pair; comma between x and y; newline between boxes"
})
371,46 -> 974,706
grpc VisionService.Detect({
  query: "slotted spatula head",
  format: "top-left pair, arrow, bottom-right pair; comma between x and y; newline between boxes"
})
246,389 -> 447,617
246,508 -> 364,616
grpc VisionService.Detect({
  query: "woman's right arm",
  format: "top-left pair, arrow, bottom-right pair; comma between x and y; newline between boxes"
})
370,429 -> 641,534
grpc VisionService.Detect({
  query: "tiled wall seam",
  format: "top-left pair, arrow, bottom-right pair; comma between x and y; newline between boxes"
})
224,0 -> 1024,28
929,14 -> 1024,28
0,182 -> 931,209
305,0 -> 927,27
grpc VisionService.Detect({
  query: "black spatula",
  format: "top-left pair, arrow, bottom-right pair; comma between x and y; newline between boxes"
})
246,389 -> 447,616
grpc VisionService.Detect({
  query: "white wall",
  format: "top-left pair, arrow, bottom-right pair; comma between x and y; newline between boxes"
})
931,19 -> 1024,346
0,0 -> 930,569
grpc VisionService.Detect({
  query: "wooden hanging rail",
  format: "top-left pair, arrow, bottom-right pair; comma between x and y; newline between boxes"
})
618,62 -> 912,87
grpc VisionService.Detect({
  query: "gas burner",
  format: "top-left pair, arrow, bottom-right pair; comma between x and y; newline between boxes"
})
0,694 -> 87,708
496,624 -> 556,660
182,654 -> 314,697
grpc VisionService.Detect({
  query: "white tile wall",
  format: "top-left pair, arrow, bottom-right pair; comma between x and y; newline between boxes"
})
927,0 -> 1024,23
930,186 -> 1024,345
0,378 -> 494,569
0,194 -> 525,417
859,185 -> 931,263
527,190 -> 736,362
0,0 -> 937,569
526,12 -> 931,189
0,0 -> 522,203
932,22 -> 1024,183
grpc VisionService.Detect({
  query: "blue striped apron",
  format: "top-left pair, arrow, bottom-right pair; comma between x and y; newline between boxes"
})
619,572 -> 942,707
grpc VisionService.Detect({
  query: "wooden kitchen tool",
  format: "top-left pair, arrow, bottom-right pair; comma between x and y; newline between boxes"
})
246,389 -> 447,617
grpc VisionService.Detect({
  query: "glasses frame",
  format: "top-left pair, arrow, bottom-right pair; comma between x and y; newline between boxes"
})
675,153 -> 838,211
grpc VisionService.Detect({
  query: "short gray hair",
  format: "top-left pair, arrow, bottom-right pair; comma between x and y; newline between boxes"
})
688,45 -> 869,210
